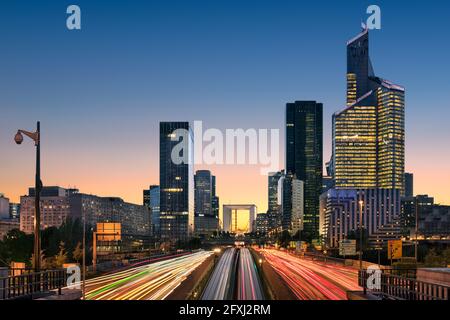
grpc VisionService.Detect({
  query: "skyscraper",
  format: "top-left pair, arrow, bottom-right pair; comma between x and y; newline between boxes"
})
194,170 -> 219,236
267,171 -> 284,229
333,27 -> 405,191
279,173 -> 304,236
286,101 -> 323,240
211,175 -> 219,226
404,173 -> 414,197
159,122 -> 194,242
143,185 -> 161,237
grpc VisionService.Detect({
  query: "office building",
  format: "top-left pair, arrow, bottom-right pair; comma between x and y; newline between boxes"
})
194,170 -> 219,236
9,203 -> 20,219
404,173 -> 414,197
20,187 -> 71,233
322,188 -> 401,248
286,101 -> 323,239
267,171 -> 284,230
159,122 -> 194,242
255,213 -> 269,235
332,27 -> 405,191
0,194 -> 10,220
279,173 -> 304,236
20,187 -> 151,240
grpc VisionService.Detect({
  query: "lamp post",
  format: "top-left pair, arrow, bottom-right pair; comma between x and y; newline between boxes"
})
15,121 -> 42,272
358,200 -> 364,271
414,197 -> 419,262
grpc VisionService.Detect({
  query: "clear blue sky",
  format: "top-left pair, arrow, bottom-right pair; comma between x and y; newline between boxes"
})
1,0 -> 449,207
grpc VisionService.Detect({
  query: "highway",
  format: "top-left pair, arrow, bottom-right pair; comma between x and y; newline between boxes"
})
237,248 -> 264,300
84,250 -> 213,300
201,248 -> 236,300
258,249 -> 361,300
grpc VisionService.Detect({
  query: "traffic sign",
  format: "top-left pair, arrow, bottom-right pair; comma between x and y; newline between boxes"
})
339,239 -> 357,256
388,240 -> 402,260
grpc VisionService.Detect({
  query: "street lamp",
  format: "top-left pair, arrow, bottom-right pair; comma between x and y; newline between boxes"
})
15,121 -> 42,272
358,200 -> 364,271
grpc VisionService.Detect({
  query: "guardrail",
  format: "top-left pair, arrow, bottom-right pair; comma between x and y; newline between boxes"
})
359,270 -> 449,300
0,269 -> 67,300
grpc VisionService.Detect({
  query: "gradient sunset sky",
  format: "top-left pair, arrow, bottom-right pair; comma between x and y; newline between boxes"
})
1,0 -> 449,214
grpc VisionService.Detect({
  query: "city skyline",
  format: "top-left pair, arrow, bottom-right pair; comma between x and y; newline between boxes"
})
1,1 -> 450,213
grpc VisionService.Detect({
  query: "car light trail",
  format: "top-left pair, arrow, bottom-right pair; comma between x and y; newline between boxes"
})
258,249 -> 361,300
202,248 -> 236,300
84,250 -> 212,300
237,248 -> 264,300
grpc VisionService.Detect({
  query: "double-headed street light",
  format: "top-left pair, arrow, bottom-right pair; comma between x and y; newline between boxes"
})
15,121 -> 42,272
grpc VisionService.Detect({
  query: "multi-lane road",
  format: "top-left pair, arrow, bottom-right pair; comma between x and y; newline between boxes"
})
257,249 -> 361,300
202,248 -> 236,300
83,247 -> 360,301
202,247 -> 264,300
85,251 -> 212,300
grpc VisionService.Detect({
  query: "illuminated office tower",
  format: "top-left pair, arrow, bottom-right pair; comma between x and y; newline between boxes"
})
333,27 -> 405,191
194,170 -> 219,236
267,171 -> 284,229
159,122 -> 194,242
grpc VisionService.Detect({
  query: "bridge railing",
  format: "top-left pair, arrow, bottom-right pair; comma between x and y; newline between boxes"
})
359,270 -> 449,300
0,269 -> 67,300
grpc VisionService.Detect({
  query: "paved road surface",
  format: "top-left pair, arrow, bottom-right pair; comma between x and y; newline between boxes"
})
258,249 -> 361,300
201,248 -> 236,300
85,250 -> 212,300
237,248 -> 264,300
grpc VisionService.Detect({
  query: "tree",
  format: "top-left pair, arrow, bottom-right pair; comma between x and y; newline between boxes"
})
424,248 -> 446,267
30,250 -> 46,270
0,229 -> 33,267
277,230 -> 292,248
54,241 -> 67,267
72,242 -> 83,264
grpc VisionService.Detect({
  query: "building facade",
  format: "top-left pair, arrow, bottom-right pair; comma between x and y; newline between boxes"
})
20,187 -> 151,240
279,173 -> 304,236
333,27 -> 405,191
404,173 -> 414,197
0,194 -> 10,220
194,170 -> 219,236
321,188 -> 401,248
255,213 -> 269,235
222,204 -> 257,233
267,171 -> 284,230
286,101 -> 323,239
20,187 -> 71,233
159,122 -> 194,242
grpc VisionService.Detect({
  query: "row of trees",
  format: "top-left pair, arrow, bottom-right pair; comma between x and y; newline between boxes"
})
0,219 -> 92,269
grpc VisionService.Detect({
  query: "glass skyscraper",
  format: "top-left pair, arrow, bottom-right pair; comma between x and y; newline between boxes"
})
286,101 -> 323,240
333,27 -> 405,191
194,170 -> 219,236
159,122 -> 194,242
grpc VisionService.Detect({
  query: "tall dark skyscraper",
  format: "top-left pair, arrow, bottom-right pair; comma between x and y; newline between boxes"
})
286,101 -> 323,240
194,170 -> 219,236
404,173 -> 414,197
267,171 -> 284,229
159,122 -> 194,242
333,27 -> 405,191
211,175 -> 219,225
143,185 -> 160,237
